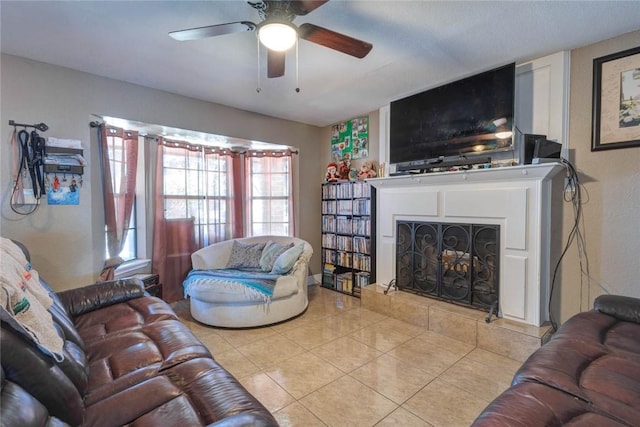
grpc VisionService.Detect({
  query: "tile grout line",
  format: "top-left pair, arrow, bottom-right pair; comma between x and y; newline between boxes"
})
176,286 -> 522,426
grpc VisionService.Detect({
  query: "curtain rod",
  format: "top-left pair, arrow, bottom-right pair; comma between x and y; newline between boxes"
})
91,121 -> 298,154
9,120 -> 49,132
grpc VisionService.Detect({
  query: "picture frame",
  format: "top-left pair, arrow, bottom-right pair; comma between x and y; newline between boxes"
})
591,46 -> 640,151
330,115 -> 369,160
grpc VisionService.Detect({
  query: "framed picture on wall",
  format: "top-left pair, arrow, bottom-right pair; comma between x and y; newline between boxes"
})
330,116 -> 369,160
592,46 -> 640,151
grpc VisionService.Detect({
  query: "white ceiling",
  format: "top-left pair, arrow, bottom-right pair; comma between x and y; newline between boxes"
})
2,1 -> 639,128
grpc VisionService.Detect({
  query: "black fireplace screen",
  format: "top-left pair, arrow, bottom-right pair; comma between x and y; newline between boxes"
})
396,221 -> 499,313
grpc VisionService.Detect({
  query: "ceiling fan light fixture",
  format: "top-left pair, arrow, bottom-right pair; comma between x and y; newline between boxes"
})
258,22 -> 297,51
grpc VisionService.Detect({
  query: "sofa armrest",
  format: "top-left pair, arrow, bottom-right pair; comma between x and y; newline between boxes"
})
191,240 -> 235,270
56,278 -> 145,317
594,294 -> 640,324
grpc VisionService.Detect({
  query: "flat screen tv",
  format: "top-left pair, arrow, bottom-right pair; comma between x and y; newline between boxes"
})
390,63 -> 515,167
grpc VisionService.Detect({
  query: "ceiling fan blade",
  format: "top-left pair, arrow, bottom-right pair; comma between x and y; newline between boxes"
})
298,23 -> 372,58
290,0 -> 329,16
267,50 -> 286,78
169,21 -> 256,41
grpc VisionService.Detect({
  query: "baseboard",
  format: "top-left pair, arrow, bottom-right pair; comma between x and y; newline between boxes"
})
307,274 -> 321,286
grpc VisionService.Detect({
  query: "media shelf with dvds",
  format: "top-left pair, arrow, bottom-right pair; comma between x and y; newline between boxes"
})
321,181 -> 375,298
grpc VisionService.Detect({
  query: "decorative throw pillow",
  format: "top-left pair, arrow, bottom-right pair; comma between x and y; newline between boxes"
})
259,241 -> 294,272
226,241 -> 266,269
271,243 -> 305,275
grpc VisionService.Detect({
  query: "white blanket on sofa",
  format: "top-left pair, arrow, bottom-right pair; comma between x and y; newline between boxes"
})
0,238 -> 64,361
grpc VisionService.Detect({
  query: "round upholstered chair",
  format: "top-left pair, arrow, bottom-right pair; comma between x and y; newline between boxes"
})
184,236 -> 312,328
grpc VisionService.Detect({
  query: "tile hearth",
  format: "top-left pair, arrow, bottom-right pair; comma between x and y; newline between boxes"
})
174,284 -> 543,426
361,283 -> 553,363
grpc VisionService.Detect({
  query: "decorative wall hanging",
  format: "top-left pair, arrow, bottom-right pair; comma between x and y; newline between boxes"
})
43,137 -> 85,206
331,116 -> 369,160
592,46 -> 640,151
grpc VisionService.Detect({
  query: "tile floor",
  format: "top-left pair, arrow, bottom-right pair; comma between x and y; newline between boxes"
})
173,285 -> 522,427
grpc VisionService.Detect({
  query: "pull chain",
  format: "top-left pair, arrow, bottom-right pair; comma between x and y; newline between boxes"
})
295,37 -> 300,93
256,35 -> 262,93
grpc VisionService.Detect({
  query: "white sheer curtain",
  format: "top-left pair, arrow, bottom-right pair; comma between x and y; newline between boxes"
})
151,138 -> 238,302
244,149 -> 296,236
97,125 -> 138,281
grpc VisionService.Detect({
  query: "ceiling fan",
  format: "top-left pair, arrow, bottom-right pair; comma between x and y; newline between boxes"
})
169,0 -> 372,78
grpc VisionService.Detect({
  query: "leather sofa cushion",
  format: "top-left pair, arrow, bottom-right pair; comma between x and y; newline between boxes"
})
82,319 -> 212,405
84,357 -> 277,427
1,368 -> 69,427
73,296 -> 179,342
472,382 -> 628,427
1,328 -> 85,425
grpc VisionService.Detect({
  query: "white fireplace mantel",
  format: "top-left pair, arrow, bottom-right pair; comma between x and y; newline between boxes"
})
366,163 -> 564,326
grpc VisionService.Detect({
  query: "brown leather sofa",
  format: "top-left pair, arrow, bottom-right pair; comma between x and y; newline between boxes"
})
472,294 -> 640,426
1,245 -> 277,426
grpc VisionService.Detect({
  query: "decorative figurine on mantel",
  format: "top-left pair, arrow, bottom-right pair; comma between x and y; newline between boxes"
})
338,155 -> 351,180
357,160 -> 377,180
326,162 -> 340,182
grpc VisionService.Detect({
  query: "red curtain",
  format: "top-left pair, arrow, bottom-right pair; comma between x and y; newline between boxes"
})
231,153 -> 244,238
152,139 -> 194,302
152,217 -> 197,303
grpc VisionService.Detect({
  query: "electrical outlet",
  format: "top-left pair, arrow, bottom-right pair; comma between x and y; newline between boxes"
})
564,177 -> 574,193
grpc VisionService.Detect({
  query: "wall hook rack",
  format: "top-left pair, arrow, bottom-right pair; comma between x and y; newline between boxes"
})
9,120 -> 49,132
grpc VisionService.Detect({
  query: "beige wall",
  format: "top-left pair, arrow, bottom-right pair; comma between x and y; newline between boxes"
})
555,31 -> 640,323
1,54 -> 323,290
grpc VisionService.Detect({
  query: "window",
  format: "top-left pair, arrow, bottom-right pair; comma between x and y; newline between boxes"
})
99,118 -> 295,275
161,142 -> 236,247
159,143 -> 294,243
245,152 -> 293,236
105,204 -> 136,261
101,126 -> 138,262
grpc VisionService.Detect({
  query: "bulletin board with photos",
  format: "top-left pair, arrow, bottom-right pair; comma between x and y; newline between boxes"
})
331,116 -> 369,160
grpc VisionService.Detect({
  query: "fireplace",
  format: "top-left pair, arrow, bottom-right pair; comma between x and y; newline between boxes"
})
366,163 -> 564,326
396,221 -> 499,315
